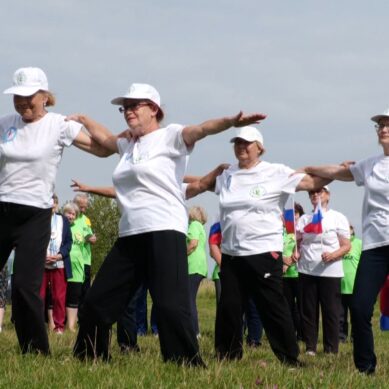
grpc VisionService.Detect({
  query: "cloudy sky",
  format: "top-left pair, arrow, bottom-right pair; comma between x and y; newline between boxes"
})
1,1 -> 388,256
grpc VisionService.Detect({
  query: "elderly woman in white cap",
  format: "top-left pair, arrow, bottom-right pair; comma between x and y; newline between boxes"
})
67,83 -> 265,365
295,186 -> 350,357
297,107 -> 389,374
0,67 -> 111,355
213,126 -> 330,366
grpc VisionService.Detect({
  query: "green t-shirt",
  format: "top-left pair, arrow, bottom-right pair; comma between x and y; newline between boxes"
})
68,222 -> 92,283
341,236 -> 362,294
73,214 -> 93,266
187,220 -> 208,277
282,232 -> 298,278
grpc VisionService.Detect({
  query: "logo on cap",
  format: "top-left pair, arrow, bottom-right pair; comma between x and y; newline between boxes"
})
15,71 -> 27,86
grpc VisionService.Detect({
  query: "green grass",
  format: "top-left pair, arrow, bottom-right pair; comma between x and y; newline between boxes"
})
0,280 -> 388,388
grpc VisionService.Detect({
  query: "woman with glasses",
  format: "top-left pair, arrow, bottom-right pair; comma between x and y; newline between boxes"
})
295,186 -> 350,356
297,108 -> 389,374
0,67 -> 111,355
68,83 -> 265,365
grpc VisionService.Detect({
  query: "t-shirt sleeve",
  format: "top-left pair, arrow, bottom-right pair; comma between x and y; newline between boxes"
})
117,138 -> 130,157
336,213 -> 350,239
281,172 -> 306,194
165,124 -> 193,157
59,116 -> 83,147
187,221 -> 201,240
181,183 -> 188,199
349,157 -> 375,187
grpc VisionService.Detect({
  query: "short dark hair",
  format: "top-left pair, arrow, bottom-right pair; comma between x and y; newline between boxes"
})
294,202 -> 304,216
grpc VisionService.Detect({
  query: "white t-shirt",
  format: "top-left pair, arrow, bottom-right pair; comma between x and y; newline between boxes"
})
297,208 -> 350,277
215,161 -> 305,256
350,154 -> 389,251
0,113 -> 82,209
113,124 -> 191,237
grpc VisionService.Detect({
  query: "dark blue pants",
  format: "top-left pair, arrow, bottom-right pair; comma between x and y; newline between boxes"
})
136,284 -> 158,335
117,285 -> 142,348
188,274 -> 204,335
244,297 -> 263,345
350,246 -> 389,374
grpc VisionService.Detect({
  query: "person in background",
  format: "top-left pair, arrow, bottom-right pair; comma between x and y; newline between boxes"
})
339,225 -> 362,342
40,195 -> 72,334
73,193 -> 96,306
209,221 -> 222,303
282,202 -> 305,341
296,186 -> 351,356
64,202 -> 92,332
187,206 -> 208,338
0,67 -> 110,354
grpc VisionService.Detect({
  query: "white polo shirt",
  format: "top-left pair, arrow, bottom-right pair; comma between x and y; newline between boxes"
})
350,154 -> 389,250
297,209 -> 350,277
215,161 -> 305,256
113,124 -> 191,237
0,113 -> 82,209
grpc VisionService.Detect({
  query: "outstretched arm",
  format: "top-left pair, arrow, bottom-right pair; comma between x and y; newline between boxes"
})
68,114 -> 119,154
71,179 -> 116,198
185,163 -> 230,199
182,111 -> 267,147
299,164 -> 355,182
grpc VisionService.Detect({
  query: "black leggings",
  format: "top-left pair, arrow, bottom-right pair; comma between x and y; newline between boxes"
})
0,201 -> 51,354
74,230 -> 204,365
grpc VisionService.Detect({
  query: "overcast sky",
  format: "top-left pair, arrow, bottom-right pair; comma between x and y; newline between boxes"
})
1,1 -> 388,271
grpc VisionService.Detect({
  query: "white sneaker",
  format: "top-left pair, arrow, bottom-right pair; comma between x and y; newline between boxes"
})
305,350 -> 316,356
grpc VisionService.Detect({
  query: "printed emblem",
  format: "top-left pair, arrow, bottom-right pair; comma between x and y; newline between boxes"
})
16,71 -> 27,85
249,185 -> 266,198
2,127 -> 17,142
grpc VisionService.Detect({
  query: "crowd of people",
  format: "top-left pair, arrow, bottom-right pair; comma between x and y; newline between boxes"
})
0,66 -> 387,375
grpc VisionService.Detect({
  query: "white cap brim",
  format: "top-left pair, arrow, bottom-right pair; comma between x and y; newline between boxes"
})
3,85 -> 45,96
371,114 -> 389,123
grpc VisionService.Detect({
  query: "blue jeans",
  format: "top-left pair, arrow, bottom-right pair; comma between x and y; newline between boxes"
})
350,246 -> 389,373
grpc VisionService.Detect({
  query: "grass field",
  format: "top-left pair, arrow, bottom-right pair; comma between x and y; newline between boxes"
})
0,280 -> 388,388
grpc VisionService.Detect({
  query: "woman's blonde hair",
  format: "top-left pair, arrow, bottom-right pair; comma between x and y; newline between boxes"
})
189,206 -> 207,224
62,202 -> 79,217
39,91 -> 56,107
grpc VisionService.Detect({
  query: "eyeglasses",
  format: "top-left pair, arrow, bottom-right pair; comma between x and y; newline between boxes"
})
118,102 -> 149,114
375,124 -> 389,133
308,189 -> 324,196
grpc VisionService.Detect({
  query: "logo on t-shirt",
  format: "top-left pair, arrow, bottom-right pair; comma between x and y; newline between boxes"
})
2,127 -> 17,143
249,185 -> 266,198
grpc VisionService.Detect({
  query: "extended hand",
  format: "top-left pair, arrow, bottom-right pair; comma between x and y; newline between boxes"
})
71,179 -> 89,193
229,111 -> 267,127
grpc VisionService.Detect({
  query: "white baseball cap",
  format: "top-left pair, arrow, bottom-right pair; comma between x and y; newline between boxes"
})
371,108 -> 389,123
111,83 -> 161,107
3,67 -> 49,96
230,126 -> 264,146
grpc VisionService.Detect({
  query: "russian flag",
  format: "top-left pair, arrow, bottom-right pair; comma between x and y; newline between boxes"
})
209,222 -> 222,245
303,200 -> 323,234
380,276 -> 389,330
283,195 -> 295,234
